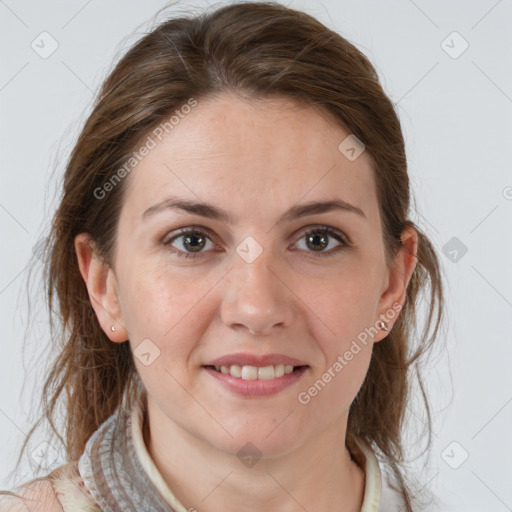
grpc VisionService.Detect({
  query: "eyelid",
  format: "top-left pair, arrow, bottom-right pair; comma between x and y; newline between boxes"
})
293,224 -> 350,245
162,225 -> 219,244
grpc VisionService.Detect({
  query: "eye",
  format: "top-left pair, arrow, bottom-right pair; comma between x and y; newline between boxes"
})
292,226 -> 349,257
162,228 -> 217,259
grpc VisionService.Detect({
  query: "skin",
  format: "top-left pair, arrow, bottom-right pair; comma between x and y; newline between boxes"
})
75,92 -> 418,512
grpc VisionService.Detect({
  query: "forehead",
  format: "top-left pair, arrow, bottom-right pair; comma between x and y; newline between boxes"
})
121,93 -> 378,227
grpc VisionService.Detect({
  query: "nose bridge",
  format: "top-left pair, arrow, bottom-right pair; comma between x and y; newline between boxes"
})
238,243 -> 278,293
220,237 -> 293,334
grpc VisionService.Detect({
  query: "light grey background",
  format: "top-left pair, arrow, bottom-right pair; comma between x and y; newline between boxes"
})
1,1 -> 511,510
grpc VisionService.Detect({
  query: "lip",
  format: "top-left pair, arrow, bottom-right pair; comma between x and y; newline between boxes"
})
203,365 -> 308,397
203,353 -> 308,367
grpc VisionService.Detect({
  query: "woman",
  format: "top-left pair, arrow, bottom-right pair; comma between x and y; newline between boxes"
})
0,1 -> 444,510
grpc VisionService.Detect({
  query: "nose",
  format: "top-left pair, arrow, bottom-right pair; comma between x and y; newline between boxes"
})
220,247 -> 295,336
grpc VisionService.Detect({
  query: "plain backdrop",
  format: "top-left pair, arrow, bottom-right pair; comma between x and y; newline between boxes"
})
1,1 -> 511,510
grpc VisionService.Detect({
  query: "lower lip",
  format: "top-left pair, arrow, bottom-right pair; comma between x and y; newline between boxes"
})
203,366 -> 308,397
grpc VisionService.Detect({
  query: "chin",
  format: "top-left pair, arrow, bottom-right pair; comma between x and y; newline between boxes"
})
202,422 -> 305,462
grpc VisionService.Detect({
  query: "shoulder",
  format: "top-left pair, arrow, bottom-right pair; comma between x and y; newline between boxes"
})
0,479 -> 64,511
0,460 -> 100,512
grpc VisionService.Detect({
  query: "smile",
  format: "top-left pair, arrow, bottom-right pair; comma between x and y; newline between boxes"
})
202,365 -> 309,397
206,364 -> 306,380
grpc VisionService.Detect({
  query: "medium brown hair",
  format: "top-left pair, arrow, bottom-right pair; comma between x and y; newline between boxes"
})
3,2 -> 445,509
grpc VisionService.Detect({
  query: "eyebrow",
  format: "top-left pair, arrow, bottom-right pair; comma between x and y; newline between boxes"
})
142,195 -> 366,224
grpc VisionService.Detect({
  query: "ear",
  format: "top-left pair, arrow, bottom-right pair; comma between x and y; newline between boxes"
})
374,223 -> 419,342
74,233 -> 128,343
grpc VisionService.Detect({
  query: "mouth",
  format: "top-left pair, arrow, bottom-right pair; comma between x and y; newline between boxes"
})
201,353 -> 310,397
202,363 -> 309,397
203,364 -> 309,380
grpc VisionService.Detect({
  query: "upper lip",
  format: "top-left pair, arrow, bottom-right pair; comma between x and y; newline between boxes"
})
203,353 -> 308,367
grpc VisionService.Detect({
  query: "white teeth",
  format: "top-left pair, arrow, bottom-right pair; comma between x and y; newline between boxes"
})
284,365 -> 294,374
241,366 -> 258,380
275,364 -> 285,378
211,363 -> 301,380
229,364 -> 242,378
257,365 -> 275,380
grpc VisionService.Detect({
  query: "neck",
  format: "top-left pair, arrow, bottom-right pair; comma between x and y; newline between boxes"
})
144,399 -> 365,512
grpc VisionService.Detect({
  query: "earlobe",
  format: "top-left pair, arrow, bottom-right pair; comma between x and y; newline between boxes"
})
374,224 -> 419,342
74,233 -> 128,343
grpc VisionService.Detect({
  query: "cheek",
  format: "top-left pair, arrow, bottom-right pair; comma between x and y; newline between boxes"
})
121,262 -> 208,337
124,268 -> 206,411
307,273 -> 380,336
306,275 -> 378,396
306,341 -> 373,415
120,264 -> 217,378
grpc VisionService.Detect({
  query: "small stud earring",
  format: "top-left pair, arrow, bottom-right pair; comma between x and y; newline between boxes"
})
378,320 -> 390,331
111,325 -> 116,332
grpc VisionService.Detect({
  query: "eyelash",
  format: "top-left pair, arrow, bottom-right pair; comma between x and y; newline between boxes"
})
162,226 -> 350,260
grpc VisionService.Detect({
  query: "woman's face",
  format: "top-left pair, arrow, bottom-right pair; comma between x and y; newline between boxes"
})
79,93 -> 416,458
